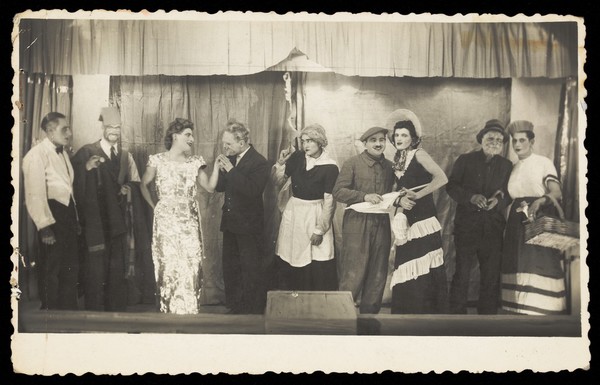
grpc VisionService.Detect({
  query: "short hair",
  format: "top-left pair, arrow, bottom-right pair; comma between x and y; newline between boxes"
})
224,119 -> 250,143
40,112 -> 66,132
164,118 -> 194,150
300,124 -> 328,148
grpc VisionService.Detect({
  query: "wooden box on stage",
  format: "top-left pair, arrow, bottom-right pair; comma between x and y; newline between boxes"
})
265,291 -> 357,335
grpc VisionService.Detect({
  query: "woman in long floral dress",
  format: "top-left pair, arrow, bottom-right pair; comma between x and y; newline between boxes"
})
140,118 -> 220,314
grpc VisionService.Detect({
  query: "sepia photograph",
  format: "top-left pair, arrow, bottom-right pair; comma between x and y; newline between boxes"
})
10,10 -> 588,375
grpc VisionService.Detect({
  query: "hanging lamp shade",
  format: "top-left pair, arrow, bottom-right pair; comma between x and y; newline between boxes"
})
265,47 -> 333,73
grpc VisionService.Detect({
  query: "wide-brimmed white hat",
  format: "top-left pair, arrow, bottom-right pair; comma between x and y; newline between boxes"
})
385,109 -> 423,142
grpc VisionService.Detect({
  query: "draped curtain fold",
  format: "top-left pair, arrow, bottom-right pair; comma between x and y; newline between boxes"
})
555,78 -> 579,222
15,16 -> 581,310
301,73 -> 512,303
18,72 -> 73,300
19,19 -> 577,78
110,73 -> 289,304
15,72 -> 582,311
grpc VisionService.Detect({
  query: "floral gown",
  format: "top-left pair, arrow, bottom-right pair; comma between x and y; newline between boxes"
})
148,152 -> 206,314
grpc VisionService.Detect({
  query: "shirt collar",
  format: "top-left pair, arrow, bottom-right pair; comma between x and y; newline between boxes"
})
236,145 -> 251,161
360,150 -> 386,167
517,152 -> 535,163
100,138 -> 118,157
305,151 -> 323,171
305,150 -> 337,171
42,137 -> 63,153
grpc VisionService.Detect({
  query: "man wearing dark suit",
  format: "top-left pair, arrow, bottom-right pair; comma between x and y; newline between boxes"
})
446,119 -> 513,314
72,107 -> 150,311
216,120 -> 270,314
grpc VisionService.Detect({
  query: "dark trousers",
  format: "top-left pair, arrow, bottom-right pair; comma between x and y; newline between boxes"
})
222,230 -> 266,314
37,199 -> 79,310
338,212 -> 390,314
134,249 -> 157,305
84,234 -> 128,311
450,237 -> 503,314
275,257 -> 338,291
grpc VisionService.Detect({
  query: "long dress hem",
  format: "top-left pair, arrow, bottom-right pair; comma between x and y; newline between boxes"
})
390,149 -> 448,314
149,152 -> 206,315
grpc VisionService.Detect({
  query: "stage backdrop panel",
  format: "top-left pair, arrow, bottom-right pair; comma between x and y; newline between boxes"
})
21,71 -> 568,309
302,73 -> 512,303
110,72 -> 289,305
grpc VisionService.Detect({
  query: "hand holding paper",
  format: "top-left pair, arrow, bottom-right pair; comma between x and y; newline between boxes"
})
345,191 -> 402,213
346,184 -> 428,214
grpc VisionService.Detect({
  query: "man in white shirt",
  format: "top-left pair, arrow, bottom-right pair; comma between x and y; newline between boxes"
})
72,107 -> 145,311
22,112 -> 82,309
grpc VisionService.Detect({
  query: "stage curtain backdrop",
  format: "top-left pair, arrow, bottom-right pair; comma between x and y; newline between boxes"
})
555,77 -> 580,223
301,73 -> 512,304
109,72 -> 289,304
19,19 -> 577,78
17,73 -> 73,301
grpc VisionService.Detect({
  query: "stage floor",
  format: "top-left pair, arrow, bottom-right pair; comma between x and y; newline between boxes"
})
15,299 -> 581,337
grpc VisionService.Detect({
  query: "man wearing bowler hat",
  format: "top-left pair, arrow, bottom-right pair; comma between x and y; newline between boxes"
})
446,119 -> 513,314
332,126 -> 395,314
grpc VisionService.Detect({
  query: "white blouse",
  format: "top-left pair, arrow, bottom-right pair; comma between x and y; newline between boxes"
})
507,153 -> 559,199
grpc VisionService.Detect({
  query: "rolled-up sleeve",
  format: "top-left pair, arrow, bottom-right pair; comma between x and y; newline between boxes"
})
314,193 -> 336,235
271,162 -> 288,190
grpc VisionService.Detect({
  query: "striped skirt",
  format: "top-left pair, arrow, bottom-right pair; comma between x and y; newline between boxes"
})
390,211 -> 447,314
501,197 -> 567,315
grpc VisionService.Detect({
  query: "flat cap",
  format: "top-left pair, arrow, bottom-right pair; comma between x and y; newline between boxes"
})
359,126 -> 388,142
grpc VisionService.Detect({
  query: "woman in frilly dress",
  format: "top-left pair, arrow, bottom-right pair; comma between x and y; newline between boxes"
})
140,118 -> 220,314
387,109 -> 449,314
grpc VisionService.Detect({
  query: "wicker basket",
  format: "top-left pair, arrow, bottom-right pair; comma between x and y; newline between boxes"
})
524,195 -> 579,252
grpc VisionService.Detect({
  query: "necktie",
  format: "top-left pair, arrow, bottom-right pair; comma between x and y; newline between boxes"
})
230,155 -> 237,167
55,145 -> 64,154
111,146 -> 119,167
